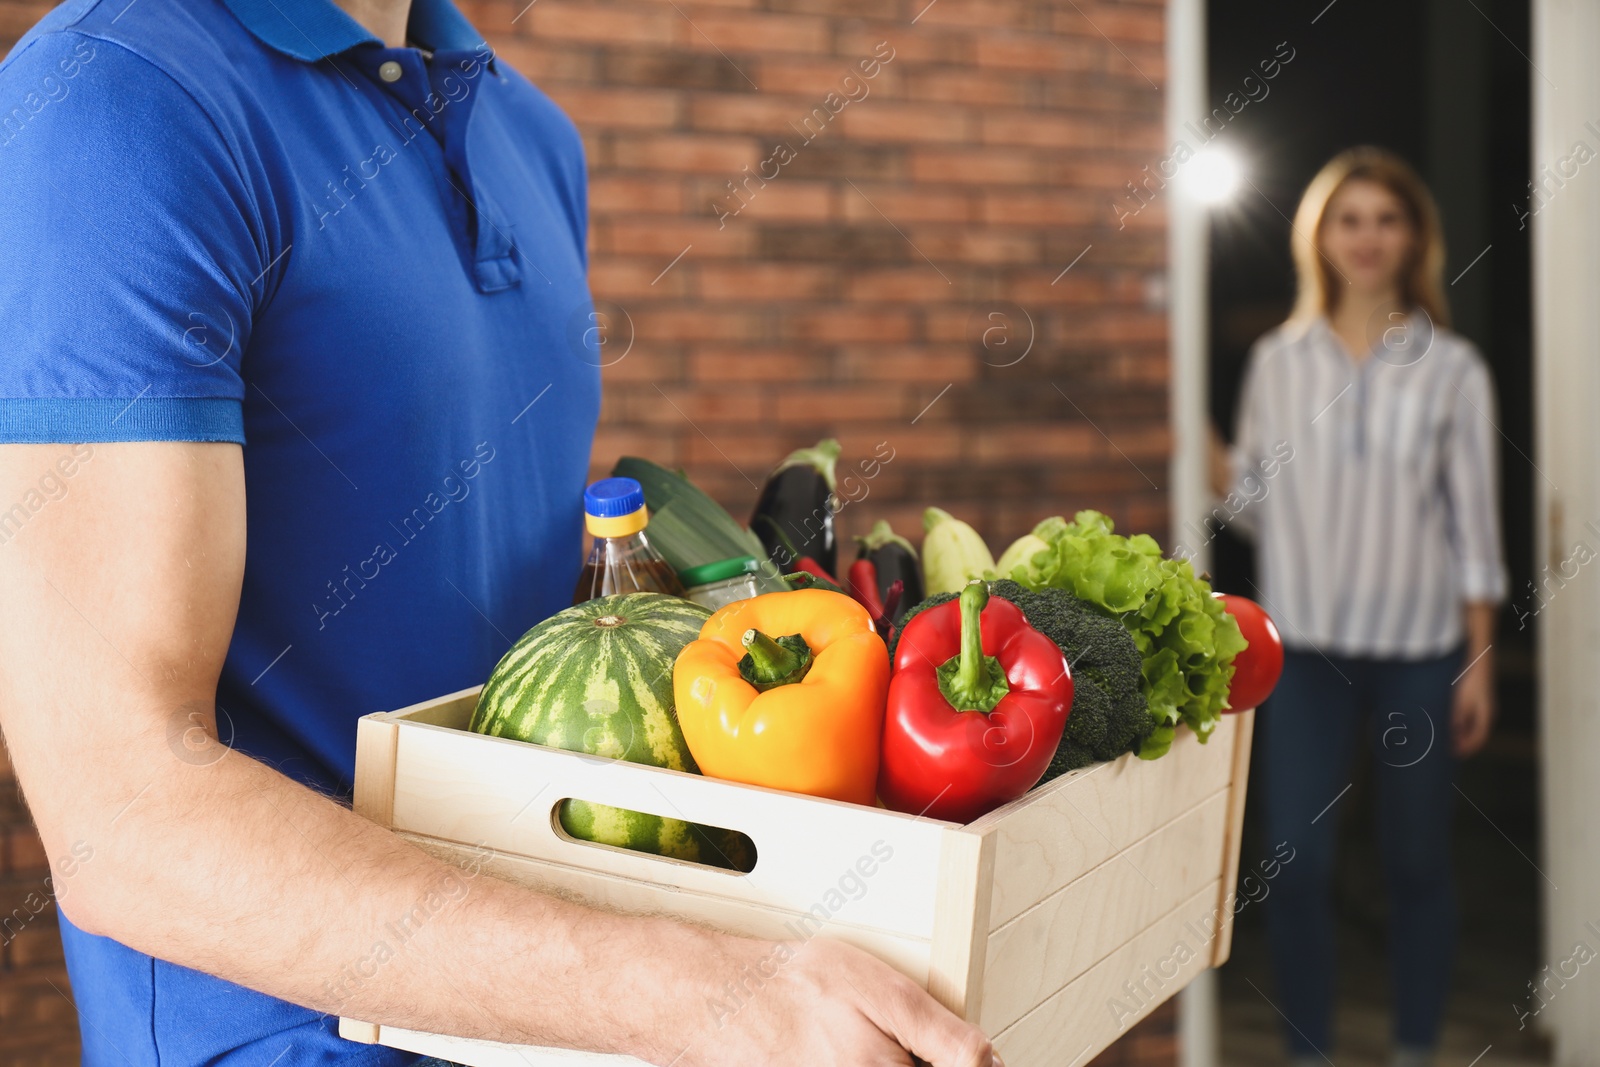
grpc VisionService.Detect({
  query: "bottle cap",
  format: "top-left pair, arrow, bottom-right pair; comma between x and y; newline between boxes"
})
584,477 -> 649,537
679,555 -> 761,587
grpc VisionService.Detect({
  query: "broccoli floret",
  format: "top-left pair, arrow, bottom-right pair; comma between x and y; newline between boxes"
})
890,579 -> 1151,779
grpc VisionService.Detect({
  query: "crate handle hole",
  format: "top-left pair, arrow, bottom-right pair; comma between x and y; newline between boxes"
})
550,798 -> 757,874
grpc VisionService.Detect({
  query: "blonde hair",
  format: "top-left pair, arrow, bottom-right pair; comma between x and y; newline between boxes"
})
1288,146 -> 1450,329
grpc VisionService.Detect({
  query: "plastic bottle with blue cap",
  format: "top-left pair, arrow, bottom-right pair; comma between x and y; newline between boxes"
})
572,477 -> 687,604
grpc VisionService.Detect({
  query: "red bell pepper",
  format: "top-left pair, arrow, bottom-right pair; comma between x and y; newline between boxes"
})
879,581 -> 1073,823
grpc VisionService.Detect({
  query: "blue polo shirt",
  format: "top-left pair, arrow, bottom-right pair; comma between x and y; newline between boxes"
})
0,0 -> 600,1062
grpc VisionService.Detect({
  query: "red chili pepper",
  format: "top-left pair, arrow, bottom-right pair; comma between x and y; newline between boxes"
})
849,558 -> 887,617
795,556 -> 839,586
849,560 -> 903,643
879,581 -> 1073,824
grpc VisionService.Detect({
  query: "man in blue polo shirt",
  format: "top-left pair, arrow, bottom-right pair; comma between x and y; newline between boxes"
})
0,1 -> 998,1065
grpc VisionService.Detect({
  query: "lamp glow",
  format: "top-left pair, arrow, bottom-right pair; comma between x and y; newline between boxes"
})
1184,148 -> 1242,205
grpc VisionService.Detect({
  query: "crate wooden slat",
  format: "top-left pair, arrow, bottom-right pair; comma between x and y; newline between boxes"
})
341,687 -> 1254,1067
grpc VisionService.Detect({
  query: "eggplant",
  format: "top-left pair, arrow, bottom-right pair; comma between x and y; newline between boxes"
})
855,519 -> 923,623
751,439 -> 840,576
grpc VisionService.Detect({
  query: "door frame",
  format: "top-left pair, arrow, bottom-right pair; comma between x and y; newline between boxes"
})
1532,1 -> 1600,1062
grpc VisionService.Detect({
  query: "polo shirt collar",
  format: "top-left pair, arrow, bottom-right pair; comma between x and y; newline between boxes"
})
221,0 -> 488,60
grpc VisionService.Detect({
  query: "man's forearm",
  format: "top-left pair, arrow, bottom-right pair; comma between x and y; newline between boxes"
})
60,740 -> 738,1059
0,442 -> 737,1063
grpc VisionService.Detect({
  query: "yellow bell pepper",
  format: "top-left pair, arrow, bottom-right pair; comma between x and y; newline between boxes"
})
672,589 -> 889,806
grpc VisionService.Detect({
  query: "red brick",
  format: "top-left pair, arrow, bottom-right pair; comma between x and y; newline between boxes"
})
841,269 -> 962,303
594,216 -> 754,258
0,4 -> 48,46
905,227 -> 1041,264
8,827 -> 48,875
611,134 -> 762,174
591,428 -> 681,468
972,422 -> 1100,462
602,48 -> 757,90
909,148 -> 1044,185
674,11 -> 831,54
834,345 -> 977,383
836,102 -> 976,144
688,346 -> 833,382
716,179 -> 834,223
778,308 -> 916,343
597,345 -> 689,385
1003,270 -> 1147,306
680,432 -> 793,469
633,306 -> 763,342
8,920 -> 64,968
840,185 -> 971,224
454,0 -> 522,36
492,38 -> 600,83
1103,44 -> 1166,85
978,189 -> 1104,227
689,94 -> 820,134
835,27 -> 971,66
974,33 -> 1101,72
526,2 -> 677,46
908,0 -> 1033,31
588,175 -> 687,215
922,306 -> 983,344
543,86 -> 683,129
901,67 -> 1034,108
696,263 -> 834,301
753,56 -> 893,97
771,387 -> 902,423
1054,3 -> 1166,45
589,258 -> 691,299
837,429 -> 965,464
1049,157 -> 1158,191
668,0 -> 761,9
618,384 -> 769,426
980,110 -> 1117,149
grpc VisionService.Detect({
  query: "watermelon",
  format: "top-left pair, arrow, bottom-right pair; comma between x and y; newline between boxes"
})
470,593 -> 751,871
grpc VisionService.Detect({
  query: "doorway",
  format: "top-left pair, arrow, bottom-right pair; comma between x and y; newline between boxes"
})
1194,0 -> 1543,1063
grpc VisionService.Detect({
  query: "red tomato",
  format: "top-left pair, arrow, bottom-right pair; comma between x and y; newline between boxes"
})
1217,594 -> 1283,711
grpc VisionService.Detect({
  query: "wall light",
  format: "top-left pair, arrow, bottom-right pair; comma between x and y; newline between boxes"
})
1184,147 -> 1242,205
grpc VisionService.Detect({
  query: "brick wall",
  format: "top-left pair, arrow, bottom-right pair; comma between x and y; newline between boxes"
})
522,0 -> 1175,545
0,0 -> 1174,1062
0,734 -> 79,1066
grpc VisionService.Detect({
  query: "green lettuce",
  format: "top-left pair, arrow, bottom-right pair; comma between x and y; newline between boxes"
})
1011,511 -> 1247,759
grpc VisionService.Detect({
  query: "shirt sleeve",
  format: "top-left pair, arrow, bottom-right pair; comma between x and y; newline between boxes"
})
0,33 -> 264,444
1445,354 -> 1510,603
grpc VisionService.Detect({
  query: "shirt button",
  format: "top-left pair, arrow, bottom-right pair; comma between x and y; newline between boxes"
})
378,60 -> 403,82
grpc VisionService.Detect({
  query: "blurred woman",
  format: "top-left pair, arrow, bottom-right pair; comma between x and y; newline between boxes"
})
1210,147 -> 1506,1067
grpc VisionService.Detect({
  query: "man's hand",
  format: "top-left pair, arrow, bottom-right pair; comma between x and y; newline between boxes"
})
687,939 -> 998,1067
0,441 -> 993,1066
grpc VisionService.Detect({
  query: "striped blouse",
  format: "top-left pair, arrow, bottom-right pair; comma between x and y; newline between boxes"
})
1224,313 -> 1508,659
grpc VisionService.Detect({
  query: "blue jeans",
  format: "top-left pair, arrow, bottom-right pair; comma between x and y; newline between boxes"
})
1259,646 -> 1462,1056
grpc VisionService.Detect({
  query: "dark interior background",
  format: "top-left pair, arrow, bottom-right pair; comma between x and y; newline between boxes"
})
1202,0 -> 1542,1062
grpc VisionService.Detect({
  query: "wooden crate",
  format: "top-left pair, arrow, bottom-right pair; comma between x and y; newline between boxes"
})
340,688 -> 1254,1067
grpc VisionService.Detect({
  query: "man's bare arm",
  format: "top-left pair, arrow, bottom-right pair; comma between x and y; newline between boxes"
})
0,442 -> 995,1067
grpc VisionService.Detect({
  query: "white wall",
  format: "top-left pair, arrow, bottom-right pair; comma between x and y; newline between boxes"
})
1533,0 -> 1600,1061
